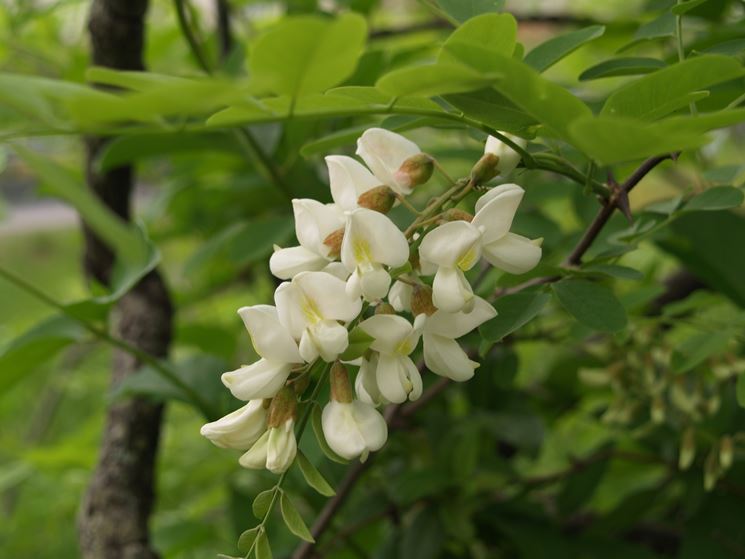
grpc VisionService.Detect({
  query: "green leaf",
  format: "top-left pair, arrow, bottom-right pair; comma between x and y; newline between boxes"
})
601,55 -> 745,120
279,493 -> 315,543
671,0 -> 709,15
488,55 -> 592,141
376,63 -> 501,97
618,11 -> 676,52
13,146 -> 158,301
435,0 -> 505,23
684,186 -> 744,212
85,67 -> 185,91
252,489 -> 275,520
737,374 -> 745,408
580,264 -> 644,281
671,331 -> 732,373
443,88 -> 537,135
0,315 -> 86,395
439,13 -> 517,73
701,38 -> 745,57
311,404 -> 349,464
524,25 -> 605,73
96,132 -> 240,171
479,291 -> 550,342
249,13 -> 367,98
399,508 -> 444,559
237,527 -> 261,553
255,530 -> 273,559
339,327 -> 375,361
579,57 -> 666,81
296,451 -> 335,497
552,279 -> 628,332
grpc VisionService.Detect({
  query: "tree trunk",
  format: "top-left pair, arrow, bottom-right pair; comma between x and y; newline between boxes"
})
78,2 -> 172,558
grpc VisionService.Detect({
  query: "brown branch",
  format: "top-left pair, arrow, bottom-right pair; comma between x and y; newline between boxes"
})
215,0 -> 232,62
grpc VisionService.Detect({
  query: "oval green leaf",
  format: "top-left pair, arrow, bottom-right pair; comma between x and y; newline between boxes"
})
552,279 -> 627,332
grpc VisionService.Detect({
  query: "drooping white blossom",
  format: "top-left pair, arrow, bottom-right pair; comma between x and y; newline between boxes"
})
269,199 -> 345,280
221,305 -> 303,401
322,400 -> 388,461
484,133 -> 528,176
326,155 -> 383,211
356,128 -> 424,195
275,271 -> 362,362
200,400 -> 267,450
355,354 -> 385,406
341,208 -> 409,301
239,418 -> 297,474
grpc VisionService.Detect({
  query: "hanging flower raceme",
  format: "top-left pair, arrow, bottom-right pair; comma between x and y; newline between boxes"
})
239,387 -> 297,474
200,399 -> 267,450
418,183 -> 542,313
270,199 -> 345,279
341,208 -> 409,301
221,305 -> 304,401
275,271 -> 362,362
322,362 -> 388,461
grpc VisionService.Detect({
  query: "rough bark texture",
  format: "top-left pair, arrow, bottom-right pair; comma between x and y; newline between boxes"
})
78,2 -> 173,558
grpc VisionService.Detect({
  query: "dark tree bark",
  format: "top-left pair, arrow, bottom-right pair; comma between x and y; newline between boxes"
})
78,2 -> 173,559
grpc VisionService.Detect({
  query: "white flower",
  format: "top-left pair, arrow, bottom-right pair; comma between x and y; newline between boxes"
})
200,400 -> 267,449
418,184 -> 541,312
239,418 -> 297,474
359,314 -> 423,403
355,354 -> 385,406
388,279 -> 413,313
484,133 -> 527,176
356,128 -> 423,195
421,296 -> 497,381
326,155 -> 382,211
322,400 -> 388,461
275,271 -> 362,362
221,305 -> 303,400
269,199 -> 345,280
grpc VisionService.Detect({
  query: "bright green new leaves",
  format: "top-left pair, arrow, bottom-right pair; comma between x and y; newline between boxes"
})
376,63 -> 501,97
14,147 -> 157,301
296,451 -> 335,497
524,25 -> 605,73
579,57 -> 666,81
249,13 -> 367,99
280,493 -> 315,543
434,0 -> 505,23
552,279 -> 627,332
480,291 -> 551,342
439,13 -> 517,72
601,55 -> 745,120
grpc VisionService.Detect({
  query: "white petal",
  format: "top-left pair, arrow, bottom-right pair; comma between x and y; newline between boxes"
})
341,208 -> 409,270
482,232 -> 542,274
472,184 -> 524,244
294,271 -> 363,323
270,245 -> 329,280
484,134 -> 527,175
425,296 -> 497,339
360,265 -> 391,301
274,281 -> 307,340
355,355 -> 385,405
423,333 -> 478,381
388,279 -> 413,312
299,329 -> 320,363
265,419 -> 297,474
293,199 -> 344,257
376,353 -> 422,403
237,305 -> 302,363
359,314 -> 414,355
322,401 -> 367,460
356,128 -> 421,195
238,430 -> 269,470
221,359 -> 292,400
432,266 -> 474,313
418,221 -> 481,269
308,319 -> 349,362
322,261 -> 351,281
326,155 -> 381,211
345,269 -> 363,300
350,400 -> 387,451
200,400 -> 267,450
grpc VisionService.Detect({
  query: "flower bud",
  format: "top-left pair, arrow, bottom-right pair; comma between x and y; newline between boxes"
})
411,284 -> 437,317
357,185 -> 396,213
323,227 -> 345,258
329,361 -> 354,404
267,386 -> 297,428
679,427 -> 696,470
651,395 -> 665,424
483,133 -> 527,175
470,153 -> 501,185
442,208 -> 474,223
719,435 -> 734,470
375,302 -> 396,315
704,447 -> 720,491
394,153 -> 434,189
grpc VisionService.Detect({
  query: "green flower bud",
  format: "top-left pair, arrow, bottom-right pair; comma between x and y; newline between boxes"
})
679,427 -> 696,470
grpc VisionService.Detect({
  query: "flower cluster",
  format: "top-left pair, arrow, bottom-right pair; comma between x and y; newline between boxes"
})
201,128 -> 542,473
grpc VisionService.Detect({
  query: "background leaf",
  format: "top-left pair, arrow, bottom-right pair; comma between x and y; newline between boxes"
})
552,279 -> 628,332
524,25 -> 605,73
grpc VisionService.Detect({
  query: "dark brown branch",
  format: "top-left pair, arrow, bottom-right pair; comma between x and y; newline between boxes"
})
78,2 -> 173,558
215,0 -> 232,62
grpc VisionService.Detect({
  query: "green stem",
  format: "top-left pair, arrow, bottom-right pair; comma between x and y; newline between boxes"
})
0,265 -> 218,420
675,2 -> 698,116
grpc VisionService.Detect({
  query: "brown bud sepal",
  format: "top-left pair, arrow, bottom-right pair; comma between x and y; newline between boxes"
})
470,153 -> 500,185
411,284 -> 437,317
395,153 -> 434,188
357,185 -> 396,214
267,386 -> 297,428
329,361 -> 353,404
442,208 -> 474,223
323,227 -> 345,258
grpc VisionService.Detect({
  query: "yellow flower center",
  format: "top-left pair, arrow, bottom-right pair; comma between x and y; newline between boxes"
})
301,296 -> 322,324
457,244 -> 478,271
353,238 -> 373,264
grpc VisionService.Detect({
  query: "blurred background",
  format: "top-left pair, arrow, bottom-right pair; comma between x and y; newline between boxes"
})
1,1 -> 745,558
